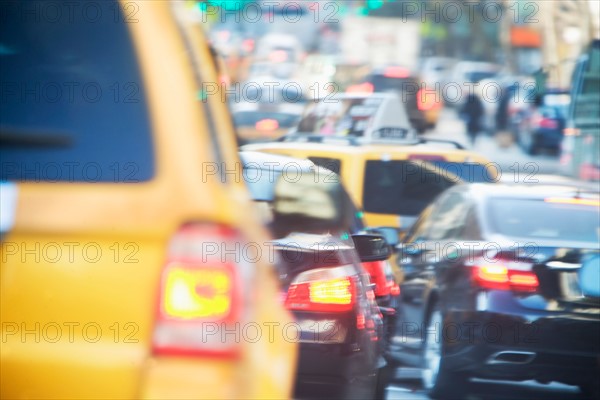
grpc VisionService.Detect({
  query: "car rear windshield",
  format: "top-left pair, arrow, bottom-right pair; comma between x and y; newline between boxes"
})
0,1 -> 154,182
362,160 -> 456,216
488,198 -> 600,244
233,111 -> 300,128
464,71 -> 497,82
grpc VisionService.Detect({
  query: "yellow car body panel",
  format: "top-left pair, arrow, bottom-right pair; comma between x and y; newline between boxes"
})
0,2 -> 296,399
243,142 -> 494,228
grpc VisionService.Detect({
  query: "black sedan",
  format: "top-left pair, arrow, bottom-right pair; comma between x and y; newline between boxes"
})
239,151 -> 393,399
391,183 -> 600,399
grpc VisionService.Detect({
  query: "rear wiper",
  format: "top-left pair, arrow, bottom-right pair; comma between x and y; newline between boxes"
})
0,128 -> 73,148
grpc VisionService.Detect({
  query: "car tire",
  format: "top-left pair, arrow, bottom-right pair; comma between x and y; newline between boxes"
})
579,379 -> 600,400
373,362 -> 395,400
527,134 -> 539,155
422,306 -> 468,399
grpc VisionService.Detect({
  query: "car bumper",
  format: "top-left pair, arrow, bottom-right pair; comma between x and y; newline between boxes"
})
292,313 -> 380,394
534,128 -> 563,148
443,305 -> 600,385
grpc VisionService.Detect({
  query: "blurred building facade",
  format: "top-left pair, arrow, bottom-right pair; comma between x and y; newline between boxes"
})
501,0 -> 599,88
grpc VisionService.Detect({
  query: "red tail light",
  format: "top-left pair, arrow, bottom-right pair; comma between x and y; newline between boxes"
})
362,261 -> 389,297
532,114 -> 558,129
346,82 -> 374,94
473,265 -> 539,292
285,266 -> 356,312
153,223 -> 250,357
539,118 -> 558,129
383,66 -> 409,78
255,119 -> 279,132
417,88 -> 442,111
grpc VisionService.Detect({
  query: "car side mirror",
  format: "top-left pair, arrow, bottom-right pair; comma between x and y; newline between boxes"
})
352,233 -> 391,262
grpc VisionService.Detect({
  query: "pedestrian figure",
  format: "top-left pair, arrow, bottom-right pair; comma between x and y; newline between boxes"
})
461,93 -> 484,146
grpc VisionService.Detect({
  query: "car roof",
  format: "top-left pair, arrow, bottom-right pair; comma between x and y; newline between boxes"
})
464,182 -> 600,203
239,151 -> 315,172
241,140 -> 487,160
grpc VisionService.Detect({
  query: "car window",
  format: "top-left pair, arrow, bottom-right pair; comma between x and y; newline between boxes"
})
308,157 -> 342,176
424,161 -> 494,183
404,205 -> 436,243
427,192 -> 469,241
362,160 -> 456,216
0,1 -> 154,182
487,198 -> 600,244
242,167 -> 283,201
460,207 -> 482,240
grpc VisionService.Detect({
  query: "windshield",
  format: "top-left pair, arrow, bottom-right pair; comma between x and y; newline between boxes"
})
488,198 -> 600,244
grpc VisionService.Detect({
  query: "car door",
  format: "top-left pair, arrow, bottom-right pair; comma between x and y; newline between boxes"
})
397,190 -> 470,346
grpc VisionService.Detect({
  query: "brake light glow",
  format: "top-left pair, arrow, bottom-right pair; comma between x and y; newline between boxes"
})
383,66 -> 409,78
473,265 -> 539,292
544,197 -> 600,207
362,261 -> 389,297
310,277 -> 353,305
563,127 -> 580,136
162,265 -> 232,320
255,119 -> 279,132
346,82 -> 374,94
153,223 -> 248,357
532,114 -> 558,129
285,266 -> 356,312
417,88 -> 442,111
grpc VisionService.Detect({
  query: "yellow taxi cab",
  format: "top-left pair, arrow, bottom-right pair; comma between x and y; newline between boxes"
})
0,1 -> 296,399
244,139 -> 494,228
244,93 -> 496,232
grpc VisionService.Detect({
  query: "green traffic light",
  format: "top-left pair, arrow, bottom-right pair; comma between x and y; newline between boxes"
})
366,0 -> 384,10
